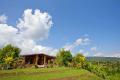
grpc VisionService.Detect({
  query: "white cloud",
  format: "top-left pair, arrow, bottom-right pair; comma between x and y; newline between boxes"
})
103,51 -> 120,57
91,47 -> 104,56
112,54 -> 120,57
32,46 -> 58,56
91,47 -> 120,57
78,49 -> 90,56
112,52 -> 120,57
84,52 -> 90,56
17,9 -> 53,40
64,36 -> 90,50
0,15 -> 7,24
75,37 -> 90,46
0,24 -> 18,47
92,51 -> 120,57
91,47 -> 97,52
79,49 -> 89,56
79,49 -> 84,53
0,9 -> 55,56
94,52 -> 103,56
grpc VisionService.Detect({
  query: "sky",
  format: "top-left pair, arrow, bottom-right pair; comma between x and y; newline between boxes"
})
0,0 -> 120,57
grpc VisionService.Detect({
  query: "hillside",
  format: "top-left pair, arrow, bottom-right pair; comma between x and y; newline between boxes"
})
87,57 -> 120,62
0,67 -> 103,80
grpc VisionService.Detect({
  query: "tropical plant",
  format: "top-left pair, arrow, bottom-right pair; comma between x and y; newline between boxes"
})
72,53 -> 86,68
0,44 -> 21,69
56,49 -> 72,66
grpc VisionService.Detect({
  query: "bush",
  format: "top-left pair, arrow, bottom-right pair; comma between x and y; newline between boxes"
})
82,61 -> 107,79
56,49 -> 72,66
0,44 -> 21,70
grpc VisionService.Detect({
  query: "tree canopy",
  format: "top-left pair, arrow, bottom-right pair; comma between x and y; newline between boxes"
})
73,53 -> 85,64
0,44 -> 21,69
56,49 -> 72,66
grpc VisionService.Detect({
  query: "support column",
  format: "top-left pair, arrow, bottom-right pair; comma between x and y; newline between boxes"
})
35,55 -> 39,65
23,56 -> 25,64
44,55 -> 46,65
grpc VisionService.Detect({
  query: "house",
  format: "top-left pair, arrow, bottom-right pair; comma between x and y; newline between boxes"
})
21,53 -> 56,68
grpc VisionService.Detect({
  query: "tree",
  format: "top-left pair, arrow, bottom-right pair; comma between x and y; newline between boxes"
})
73,53 -> 86,68
0,44 -> 21,69
2,44 -> 20,58
56,49 -> 72,66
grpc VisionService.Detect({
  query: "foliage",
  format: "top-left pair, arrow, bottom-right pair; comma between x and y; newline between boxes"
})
0,44 -> 21,69
72,53 -> 86,68
4,56 -> 13,64
56,49 -> 120,79
85,58 -> 120,79
47,60 -> 54,68
56,49 -> 72,66
83,62 -> 107,79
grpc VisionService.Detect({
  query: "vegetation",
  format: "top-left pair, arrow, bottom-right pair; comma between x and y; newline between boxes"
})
0,44 -> 120,80
0,67 -> 103,80
56,49 -> 120,79
86,57 -> 120,79
0,44 -> 21,70
56,49 -> 72,66
72,53 -> 86,68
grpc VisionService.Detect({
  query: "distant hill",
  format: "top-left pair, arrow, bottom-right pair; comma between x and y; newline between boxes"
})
86,57 -> 120,62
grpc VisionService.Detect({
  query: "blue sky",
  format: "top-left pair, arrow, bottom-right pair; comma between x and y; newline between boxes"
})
0,0 -> 120,56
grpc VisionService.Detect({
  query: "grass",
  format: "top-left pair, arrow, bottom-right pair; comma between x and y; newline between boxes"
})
0,67 -> 103,80
108,73 -> 120,80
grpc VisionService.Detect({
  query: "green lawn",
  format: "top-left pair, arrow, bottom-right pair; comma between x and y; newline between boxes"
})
0,67 -> 103,80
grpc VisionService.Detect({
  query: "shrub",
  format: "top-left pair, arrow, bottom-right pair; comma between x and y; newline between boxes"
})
0,44 -> 21,70
56,49 -> 72,66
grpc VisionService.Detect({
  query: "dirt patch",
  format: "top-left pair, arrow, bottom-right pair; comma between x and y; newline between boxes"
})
49,75 -> 80,80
